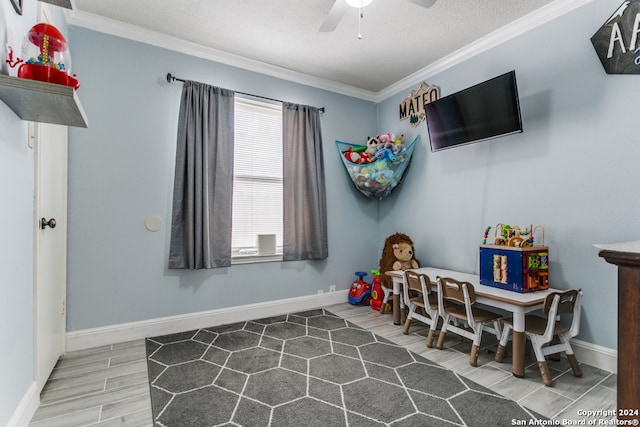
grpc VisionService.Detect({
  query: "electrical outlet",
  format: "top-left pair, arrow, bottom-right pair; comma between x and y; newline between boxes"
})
329,284 -> 336,292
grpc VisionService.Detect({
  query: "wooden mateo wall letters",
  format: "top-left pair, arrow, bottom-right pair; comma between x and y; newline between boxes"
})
399,82 -> 439,127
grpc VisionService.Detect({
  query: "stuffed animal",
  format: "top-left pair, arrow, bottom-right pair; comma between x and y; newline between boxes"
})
344,147 -> 361,163
371,169 -> 394,183
378,232 -> 420,290
377,132 -> 396,144
365,136 -> 381,157
374,147 -> 391,161
392,241 -> 419,271
391,143 -> 406,155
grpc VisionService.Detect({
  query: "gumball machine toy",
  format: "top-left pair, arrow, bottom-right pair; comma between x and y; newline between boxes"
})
8,23 -> 80,89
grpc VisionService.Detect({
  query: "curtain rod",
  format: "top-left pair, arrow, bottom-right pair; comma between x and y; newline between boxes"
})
166,73 -> 325,113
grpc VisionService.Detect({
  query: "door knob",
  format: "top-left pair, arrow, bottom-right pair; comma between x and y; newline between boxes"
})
41,217 -> 56,230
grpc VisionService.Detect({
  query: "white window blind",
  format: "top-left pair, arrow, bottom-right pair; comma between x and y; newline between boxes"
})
232,97 -> 283,256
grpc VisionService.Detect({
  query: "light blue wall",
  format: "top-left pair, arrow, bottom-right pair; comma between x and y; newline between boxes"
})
1,2 -> 70,423
66,28 -> 379,331
377,0 -> 629,349
1,1 -> 37,425
66,0 -> 628,349
4,0 -> 631,422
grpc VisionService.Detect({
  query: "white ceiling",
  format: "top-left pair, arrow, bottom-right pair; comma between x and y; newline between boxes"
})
69,0 -> 562,97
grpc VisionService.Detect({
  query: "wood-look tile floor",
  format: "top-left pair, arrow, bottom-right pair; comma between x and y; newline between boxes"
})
29,302 -> 617,426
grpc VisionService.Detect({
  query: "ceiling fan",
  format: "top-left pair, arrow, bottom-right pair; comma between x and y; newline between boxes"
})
319,0 -> 437,33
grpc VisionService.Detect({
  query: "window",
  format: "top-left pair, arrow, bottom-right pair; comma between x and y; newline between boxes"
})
231,96 -> 283,261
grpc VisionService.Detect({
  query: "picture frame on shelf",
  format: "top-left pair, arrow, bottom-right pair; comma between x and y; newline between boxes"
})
10,0 -> 22,15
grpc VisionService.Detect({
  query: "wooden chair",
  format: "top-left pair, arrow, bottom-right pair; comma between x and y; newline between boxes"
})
401,271 -> 439,347
436,276 -> 502,367
495,289 -> 583,386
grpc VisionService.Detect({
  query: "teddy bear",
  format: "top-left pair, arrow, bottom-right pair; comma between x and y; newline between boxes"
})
378,232 -> 420,290
392,241 -> 419,271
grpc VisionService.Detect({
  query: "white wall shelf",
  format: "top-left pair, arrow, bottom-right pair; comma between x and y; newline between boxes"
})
0,75 -> 88,128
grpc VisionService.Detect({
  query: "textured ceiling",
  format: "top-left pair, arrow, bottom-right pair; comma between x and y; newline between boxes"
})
70,0 -> 556,94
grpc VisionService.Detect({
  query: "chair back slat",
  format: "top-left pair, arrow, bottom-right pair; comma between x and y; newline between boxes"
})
405,271 -> 433,294
404,270 -> 423,293
543,289 -> 580,317
419,273 -> 433,295
419,273 -> 433,293
438,276 -> 475,304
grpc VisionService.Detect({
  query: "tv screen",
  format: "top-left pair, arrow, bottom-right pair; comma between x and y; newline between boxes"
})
425,71 -> 523,152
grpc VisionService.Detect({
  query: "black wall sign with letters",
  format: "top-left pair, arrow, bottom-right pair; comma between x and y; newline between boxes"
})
591,0 -> 640,74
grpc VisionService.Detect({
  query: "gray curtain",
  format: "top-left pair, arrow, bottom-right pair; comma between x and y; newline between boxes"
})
282,103 -> 328,261
169,81 -> 235,269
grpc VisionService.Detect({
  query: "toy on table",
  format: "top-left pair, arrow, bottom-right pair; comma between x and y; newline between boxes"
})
7,23 -> 80,89
486,223 -> 539,247
479,224 -> 549,293
482,226 -> 492,244
348,271 -> 372,305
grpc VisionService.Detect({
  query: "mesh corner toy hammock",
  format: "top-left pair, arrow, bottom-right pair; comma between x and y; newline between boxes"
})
336,135 -> 418,200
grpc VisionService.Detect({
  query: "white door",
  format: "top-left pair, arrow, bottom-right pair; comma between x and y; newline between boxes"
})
33,122 -> 67,392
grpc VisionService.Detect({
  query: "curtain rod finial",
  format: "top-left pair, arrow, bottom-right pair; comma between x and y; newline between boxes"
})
167,73 -> 174,83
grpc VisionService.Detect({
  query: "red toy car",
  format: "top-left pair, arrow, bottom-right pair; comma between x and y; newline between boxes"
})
348,271 -> 372,305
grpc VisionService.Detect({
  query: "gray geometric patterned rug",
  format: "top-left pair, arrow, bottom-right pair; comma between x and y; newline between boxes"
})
145,308 -> 544,426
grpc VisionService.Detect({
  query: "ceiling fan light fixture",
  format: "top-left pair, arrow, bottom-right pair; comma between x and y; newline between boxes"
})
345,0 -> 373,8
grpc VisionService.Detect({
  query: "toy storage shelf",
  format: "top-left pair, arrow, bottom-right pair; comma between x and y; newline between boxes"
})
0,75 -> 88,128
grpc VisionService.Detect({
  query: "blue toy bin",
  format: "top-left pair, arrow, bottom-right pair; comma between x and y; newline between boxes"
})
336,135 -> 418,200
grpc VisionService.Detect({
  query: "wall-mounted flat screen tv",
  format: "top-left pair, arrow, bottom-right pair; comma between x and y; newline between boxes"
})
425,70 -> 523,152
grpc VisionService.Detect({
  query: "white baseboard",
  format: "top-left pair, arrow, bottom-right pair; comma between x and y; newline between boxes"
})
571,338 -> 617,375
65,289 -> 618,376
66,290 -> 349,352
7,381 -> 38,427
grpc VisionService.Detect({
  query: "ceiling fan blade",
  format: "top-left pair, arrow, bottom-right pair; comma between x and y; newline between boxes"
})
405,0 -> 437,8
319,0 -> 350,32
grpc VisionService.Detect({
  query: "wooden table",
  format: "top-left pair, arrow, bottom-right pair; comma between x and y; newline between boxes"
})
386,267 -> 557,378
599,249 -> 640,421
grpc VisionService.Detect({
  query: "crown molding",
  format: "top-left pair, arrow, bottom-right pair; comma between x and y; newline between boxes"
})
68,0 -> 592,104
375,0 -> 594,102
67,10 -> 379,102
